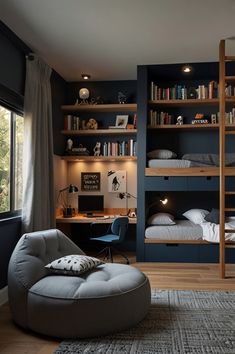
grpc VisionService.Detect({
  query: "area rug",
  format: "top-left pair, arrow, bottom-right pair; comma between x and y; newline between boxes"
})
54,289 -> 235,354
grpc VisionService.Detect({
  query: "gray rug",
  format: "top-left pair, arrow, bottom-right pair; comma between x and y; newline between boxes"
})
54,289 -> 235,354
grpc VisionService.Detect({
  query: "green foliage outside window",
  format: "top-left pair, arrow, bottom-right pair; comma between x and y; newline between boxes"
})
0,107 -> 10,213
0,105 -> 24,214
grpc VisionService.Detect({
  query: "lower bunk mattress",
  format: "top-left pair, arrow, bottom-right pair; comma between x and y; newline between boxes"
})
145,218 -> 235,242
145,220 -> 203,241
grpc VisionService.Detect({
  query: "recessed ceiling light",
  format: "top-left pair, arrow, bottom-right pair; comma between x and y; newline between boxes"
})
81,74 -> 91,80
182,65 -> 192,73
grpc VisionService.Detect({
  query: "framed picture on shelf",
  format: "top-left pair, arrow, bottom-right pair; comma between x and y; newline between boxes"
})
115,115 -> 128,128
109,115 -> 129,129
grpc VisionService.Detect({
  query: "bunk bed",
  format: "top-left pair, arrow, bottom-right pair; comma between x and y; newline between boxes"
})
136,42 -> 235,274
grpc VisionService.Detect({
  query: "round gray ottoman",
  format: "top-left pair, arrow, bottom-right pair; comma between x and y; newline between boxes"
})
8,229 -> 151,338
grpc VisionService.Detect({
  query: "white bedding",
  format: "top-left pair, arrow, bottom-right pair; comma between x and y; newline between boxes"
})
145,220 -> 203,240
148,159 -> 212,168
148,159 -> 191,168
201,217 -> 235,243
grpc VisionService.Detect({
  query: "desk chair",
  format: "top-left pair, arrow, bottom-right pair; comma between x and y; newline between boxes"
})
90,216 -> 129,264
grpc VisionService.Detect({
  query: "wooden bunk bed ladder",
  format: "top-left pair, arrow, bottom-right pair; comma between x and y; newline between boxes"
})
219,39 -> 235,278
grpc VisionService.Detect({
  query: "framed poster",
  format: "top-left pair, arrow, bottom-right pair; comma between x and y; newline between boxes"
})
107,170 -> 126,193
81,172 -> 100,191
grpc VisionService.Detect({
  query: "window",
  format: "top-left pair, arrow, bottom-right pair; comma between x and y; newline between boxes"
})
0,104 -> 24,217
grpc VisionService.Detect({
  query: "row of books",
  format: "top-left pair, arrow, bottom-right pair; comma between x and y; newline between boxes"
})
64,115 -> 80,130
149,110 -> 174,126
102,140 -> 137,156
150,81 -> 235,101
149,108 -> 235,126
217,109 -> 235,125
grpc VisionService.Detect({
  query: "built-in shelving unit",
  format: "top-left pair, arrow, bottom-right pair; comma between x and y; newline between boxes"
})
137,61 -> 235,263
60,103 -> 137,161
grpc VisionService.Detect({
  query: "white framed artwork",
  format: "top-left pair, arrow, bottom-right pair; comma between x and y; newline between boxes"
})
108,170 -> 126,193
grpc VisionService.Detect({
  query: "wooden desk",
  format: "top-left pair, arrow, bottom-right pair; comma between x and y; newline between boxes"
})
56,214 -> 137,237
56,214 -> 137,224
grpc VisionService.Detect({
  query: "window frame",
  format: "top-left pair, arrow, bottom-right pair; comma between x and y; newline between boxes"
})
0,100 -> 24,219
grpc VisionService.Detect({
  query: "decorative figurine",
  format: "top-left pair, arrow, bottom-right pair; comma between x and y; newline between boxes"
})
93,142 -> 101,156
79,88 -> 89,104
66,138 -> 73,151
118,92 -> 127,104
86,118 -> 98,129
176,115 -> 183,125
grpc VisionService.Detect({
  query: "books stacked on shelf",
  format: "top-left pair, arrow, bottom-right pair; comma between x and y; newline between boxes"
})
150,81 -> 235,101
218,108 -> 235,125
149,110 -> 174,126
102,139 -> 137,156
64,115 -> 80,130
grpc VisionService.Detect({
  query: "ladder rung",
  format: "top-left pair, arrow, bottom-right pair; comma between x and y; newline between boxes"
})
225,76 -> 235,81
225,55 -> 235,61
224,229 -> 235,233
224,208 -> 235,211
225,244 -> 235,249
225,192 -> 235,195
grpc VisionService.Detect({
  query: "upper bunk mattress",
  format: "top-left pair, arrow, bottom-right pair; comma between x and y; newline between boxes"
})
145,220 -> 203,240
147,159 -> 212,168
148,159 -> 191,168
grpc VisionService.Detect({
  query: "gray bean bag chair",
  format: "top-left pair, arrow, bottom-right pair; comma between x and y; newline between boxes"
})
8,229 -> 151,338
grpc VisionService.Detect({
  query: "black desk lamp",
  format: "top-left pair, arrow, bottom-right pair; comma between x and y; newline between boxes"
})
118,192 -> 137,217
57,184 -> 79,218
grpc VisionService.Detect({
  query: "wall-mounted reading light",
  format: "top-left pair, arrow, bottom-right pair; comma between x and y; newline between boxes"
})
182,65 -> 193,74
81,74 -> 91,80
160,197 -> 168,205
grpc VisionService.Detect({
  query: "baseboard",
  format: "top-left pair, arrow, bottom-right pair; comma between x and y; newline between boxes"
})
0,286 -> 8,306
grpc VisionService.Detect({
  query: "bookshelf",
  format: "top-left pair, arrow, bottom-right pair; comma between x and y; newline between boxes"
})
60,103 -> 137,160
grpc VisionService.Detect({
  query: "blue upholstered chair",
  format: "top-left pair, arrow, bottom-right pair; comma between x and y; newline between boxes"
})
90,216 -> 129,264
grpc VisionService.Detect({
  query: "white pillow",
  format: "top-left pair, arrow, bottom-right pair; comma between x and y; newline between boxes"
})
183,209 -> 209,224
147,212 -> 176,225
45,255 -> 104,275
147,149 -> 177,159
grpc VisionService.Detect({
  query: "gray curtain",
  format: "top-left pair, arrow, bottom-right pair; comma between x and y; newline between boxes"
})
22,55 -> 55,233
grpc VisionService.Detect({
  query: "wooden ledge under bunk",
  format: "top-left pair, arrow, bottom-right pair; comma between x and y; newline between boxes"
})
145,167 -> 235,176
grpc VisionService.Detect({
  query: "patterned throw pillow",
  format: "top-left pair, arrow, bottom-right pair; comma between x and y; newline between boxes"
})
45,255 -> 104,275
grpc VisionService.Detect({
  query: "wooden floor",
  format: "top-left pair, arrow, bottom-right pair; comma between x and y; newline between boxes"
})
1,257 -> 235,354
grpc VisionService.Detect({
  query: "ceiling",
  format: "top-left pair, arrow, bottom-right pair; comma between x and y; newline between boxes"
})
1,0 -> 235,82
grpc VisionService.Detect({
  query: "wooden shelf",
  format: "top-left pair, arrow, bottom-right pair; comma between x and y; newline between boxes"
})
61,129 -> 137,136
148,124 -> 220,130
61,103 -> 137,113
149,98 -> 219,106
149,97 -> 235,106
61,156 -> 137,162
145,167 -> 235,177
148,124 -> 235,130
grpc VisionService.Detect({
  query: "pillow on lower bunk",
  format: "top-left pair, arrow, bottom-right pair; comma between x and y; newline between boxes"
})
204,208 -> 219,224
147,212 -> 176,225
183,208 -> 209,224
147,149 -> 177,159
